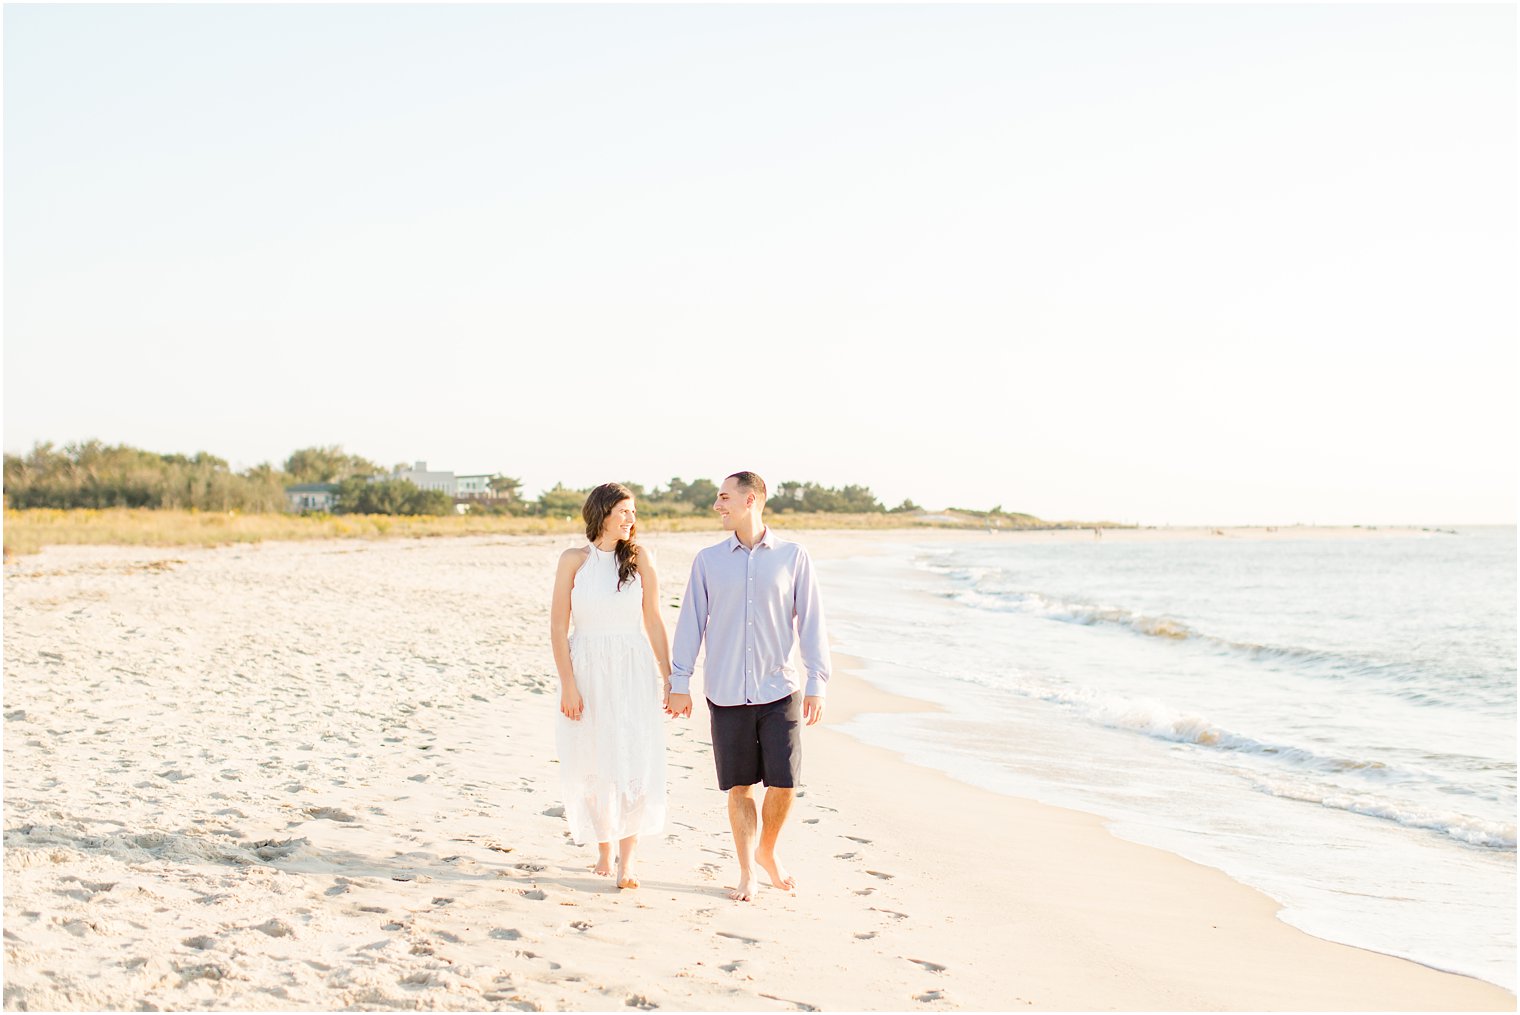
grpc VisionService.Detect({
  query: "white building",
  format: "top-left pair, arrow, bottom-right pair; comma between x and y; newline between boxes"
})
391,461 -> 456,496
456,474 -> 495,498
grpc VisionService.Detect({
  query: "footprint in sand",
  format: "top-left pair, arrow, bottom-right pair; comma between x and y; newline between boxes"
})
541,805 -> 566,818
248,838 -> 307,861
853,888 -> 875,896
758,992 -> 819,1011
915,990 -> 945,1003
177,962 -> 228,983
909,958 -> 947,973
844,835 -> 872,844
520,889 -> 548,901
720,960 -> 745,973
716,931 -> 759,945
866,870 -> 894,880
625,995 -> 658,1010
870,907 -> 909,920
489,928 -> 522,940
570,920 -> 591,932
834,852 -> 859,860
854,932 -> 877,940
303,806 -> 356,822
803,818 -> 819,824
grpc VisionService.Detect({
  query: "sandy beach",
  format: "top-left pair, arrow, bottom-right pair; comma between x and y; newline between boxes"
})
4,528 -> 1513,1011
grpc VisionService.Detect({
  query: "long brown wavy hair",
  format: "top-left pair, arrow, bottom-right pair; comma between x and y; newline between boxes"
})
582,482 -> 640,590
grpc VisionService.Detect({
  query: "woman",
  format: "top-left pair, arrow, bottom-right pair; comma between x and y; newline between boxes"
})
549,482 -> 671,889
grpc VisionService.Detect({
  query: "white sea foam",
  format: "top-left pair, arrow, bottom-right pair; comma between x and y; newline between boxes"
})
949,587 -> 1198,639
1251,777 -> 1517,849
1023,685 -> 1412,782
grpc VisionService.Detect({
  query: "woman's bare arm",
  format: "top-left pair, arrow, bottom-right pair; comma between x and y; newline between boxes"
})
638,550 -> 673,705
551,547 -> 588,720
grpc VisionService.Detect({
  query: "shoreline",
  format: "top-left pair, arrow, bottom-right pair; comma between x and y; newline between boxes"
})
816,655 -> 1514,1007
4,532 -> 1512,1010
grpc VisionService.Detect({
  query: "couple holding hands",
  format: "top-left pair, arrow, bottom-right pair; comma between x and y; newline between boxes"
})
548,471 -> 830,901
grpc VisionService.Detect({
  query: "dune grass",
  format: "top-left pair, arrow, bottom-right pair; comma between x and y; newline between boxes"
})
3,507 -> 976,558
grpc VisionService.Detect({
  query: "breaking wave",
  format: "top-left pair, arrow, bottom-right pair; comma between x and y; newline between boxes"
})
940,585 -> 1490,705
1250,777 -> 1516,850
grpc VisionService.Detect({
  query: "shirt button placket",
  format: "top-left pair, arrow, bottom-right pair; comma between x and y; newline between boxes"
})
745,554 -> 754,702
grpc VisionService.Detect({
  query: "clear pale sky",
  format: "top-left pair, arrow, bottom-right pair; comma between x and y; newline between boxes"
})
4,4 -> 1515,524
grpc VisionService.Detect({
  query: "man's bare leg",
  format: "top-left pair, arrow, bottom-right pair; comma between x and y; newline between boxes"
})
754,786 -> 797,892
616,834 -> 639,889
593,841 -> 613,877
727,785 -> 758,901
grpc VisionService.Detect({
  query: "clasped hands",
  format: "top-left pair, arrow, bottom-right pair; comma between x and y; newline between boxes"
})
570,681 -> 822,725
663,689 -> 824,726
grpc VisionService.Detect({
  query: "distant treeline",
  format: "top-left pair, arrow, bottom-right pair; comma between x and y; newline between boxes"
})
4,442 -> 291,513
2,442 -> 933,518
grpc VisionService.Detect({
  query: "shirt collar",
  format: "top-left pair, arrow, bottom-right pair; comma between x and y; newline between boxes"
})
727,527 -> 774,551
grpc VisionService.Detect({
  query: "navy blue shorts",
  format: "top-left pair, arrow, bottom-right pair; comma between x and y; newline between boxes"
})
707,692 -> 803,791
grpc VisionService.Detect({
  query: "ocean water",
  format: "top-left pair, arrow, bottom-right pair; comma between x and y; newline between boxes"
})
817,527 -> 1516,990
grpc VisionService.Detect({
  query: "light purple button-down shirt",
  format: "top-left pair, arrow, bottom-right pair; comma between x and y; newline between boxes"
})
670,529 -> 830,706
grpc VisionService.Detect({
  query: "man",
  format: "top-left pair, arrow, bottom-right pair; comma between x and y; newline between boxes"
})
667,471 -> 830,902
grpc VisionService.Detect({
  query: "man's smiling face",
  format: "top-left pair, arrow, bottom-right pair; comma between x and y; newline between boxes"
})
714,477 -> 749,530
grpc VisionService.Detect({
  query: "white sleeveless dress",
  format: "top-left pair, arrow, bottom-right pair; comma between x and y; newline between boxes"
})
555,543 -> 667,845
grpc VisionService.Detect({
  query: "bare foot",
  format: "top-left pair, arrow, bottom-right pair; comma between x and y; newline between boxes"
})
615,858 -> 639,890
593,846 -> 613,877
729,872 -> 754,902
754,847 -> 796,892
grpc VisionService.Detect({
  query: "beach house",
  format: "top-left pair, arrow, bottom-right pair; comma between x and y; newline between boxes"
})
390,462 -> 456,496
455,474 -> 497,498
285,482 -> 339,513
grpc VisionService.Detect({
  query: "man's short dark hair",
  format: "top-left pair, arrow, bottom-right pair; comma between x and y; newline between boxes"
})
726,471 -> 767,503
